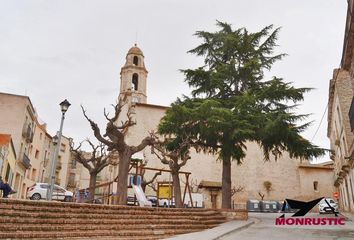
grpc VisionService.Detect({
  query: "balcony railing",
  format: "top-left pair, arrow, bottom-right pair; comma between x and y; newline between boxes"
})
22,124 -> 34,143
21,153 -> 31,169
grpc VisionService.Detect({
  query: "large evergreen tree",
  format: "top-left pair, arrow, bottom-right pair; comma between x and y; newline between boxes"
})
158,21 -> 325,209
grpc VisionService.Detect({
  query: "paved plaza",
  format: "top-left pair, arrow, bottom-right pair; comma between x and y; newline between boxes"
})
224,213 -> 354,240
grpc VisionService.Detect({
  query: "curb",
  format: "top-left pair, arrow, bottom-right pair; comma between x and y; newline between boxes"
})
213,219 -> 257,240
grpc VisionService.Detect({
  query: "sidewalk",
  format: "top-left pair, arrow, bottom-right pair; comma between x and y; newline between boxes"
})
164,219 -> 256,240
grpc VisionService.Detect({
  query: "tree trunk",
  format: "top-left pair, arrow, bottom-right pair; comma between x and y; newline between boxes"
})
141,182 -> 147,192
88,172 -> 97,203
221,155 -> 232,209
171,169 -> 183,208
116,148 -> 131,205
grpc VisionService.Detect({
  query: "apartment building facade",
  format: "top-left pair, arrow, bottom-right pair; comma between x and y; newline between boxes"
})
0,92 -> 72,198
328,0 -> 354,212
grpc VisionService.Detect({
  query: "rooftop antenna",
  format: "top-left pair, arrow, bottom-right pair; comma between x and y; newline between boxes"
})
135,30 -> 138,46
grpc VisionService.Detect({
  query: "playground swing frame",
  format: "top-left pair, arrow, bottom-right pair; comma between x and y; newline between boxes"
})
132,163 -> 194,208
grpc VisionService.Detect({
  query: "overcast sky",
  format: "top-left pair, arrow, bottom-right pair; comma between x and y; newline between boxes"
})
0,0 -> 348,161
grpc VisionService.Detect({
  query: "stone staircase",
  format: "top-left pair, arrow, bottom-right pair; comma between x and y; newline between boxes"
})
0,199 -> 228,239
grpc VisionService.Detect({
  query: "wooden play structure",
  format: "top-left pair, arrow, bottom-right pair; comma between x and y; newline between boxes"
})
75,161 -> 194,207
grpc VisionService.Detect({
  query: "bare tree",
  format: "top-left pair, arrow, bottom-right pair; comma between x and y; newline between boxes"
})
151,136 -> 191,208
71,140 -> 117,203
148,181 -> 158,192
81,100 -> 155,205
231,186 -> 245,197
258,192 -> 265,200
182,178 -> 199,193
139,161 -> 161,192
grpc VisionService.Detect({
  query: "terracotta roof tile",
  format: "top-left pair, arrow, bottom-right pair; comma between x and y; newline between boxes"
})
0,134 -> 11,146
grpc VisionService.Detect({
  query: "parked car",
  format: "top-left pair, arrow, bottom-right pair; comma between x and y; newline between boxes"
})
27,183 -> 73,202
318,198 -> 338,214
146,195 -> 158,207
159,198 -> 175,207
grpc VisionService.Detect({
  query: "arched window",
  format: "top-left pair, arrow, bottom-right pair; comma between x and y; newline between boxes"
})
132,73 -> 138,91
133,56 -> 139,66
313,181 -> 318,191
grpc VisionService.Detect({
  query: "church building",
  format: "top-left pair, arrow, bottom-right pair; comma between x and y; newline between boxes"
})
108,44 -> 335,209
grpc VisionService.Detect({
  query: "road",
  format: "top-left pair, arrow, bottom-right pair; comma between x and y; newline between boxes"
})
219,213 -> 354,240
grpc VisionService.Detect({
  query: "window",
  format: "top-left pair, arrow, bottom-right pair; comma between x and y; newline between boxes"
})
5,163 -> 10,182
133,56 -> 139,65
31,168 -> 37,181
337,106 -> 342,123
132,73 -> 138,91
71,159 -> 77,169
60,144 -> 66,152
26,168 -> 31,179
40,184 -> 49,189
313,181 -> 318,191
68,173 -> 75,186
40,132 -> 42,140
20,143 -> 23,156
35,150 -> 39,159
349,96 -> 354,131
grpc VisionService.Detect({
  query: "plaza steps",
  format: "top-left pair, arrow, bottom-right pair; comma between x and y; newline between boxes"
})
0,199 -> 228,239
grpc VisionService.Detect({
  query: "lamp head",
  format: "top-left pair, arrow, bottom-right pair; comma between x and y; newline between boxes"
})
52,135 -> 59,145
60,99 -> 71,113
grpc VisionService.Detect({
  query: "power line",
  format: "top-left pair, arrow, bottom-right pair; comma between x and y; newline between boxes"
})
310,65 -> 341,143
311,103 -> 328,142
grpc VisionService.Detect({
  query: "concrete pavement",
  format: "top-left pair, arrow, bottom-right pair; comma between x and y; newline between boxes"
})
164,219 -> 256,240
165,212 -> 354,240
219,213 -> 354,240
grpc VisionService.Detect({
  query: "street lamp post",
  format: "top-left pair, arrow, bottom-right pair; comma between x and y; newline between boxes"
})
47,99 -> 71,201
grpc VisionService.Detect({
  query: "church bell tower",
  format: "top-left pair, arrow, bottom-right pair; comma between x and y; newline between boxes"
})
119,44 -> 148,104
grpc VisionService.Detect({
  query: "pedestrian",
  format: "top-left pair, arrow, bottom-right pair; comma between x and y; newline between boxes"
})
75,188 -> 81,203
0,176 -> 16,198
83,189 -> 88,200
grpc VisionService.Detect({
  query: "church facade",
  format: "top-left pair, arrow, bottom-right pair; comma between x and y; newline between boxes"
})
108,45 -> 335,209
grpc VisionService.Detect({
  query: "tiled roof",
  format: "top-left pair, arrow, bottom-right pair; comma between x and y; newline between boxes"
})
0,134 -> 11,146
198,180 -> 222,188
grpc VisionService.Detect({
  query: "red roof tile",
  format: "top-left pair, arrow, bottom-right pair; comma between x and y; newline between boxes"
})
0,134 -> 11,146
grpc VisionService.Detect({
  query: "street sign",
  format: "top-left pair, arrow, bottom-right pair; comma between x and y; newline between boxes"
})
333,192 -> 339,198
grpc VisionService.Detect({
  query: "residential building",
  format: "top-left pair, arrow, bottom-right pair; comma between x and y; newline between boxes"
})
0,93 -> 36,198
0,92 -> 73,198
327,0 -> 354,213
0,134 -> 17,186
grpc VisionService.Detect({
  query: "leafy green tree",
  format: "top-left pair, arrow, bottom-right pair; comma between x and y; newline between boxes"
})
158,21 -> 325,209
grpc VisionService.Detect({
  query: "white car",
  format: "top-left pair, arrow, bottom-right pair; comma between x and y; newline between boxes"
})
27,183 -> 73,202
319,198 -> 338,214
